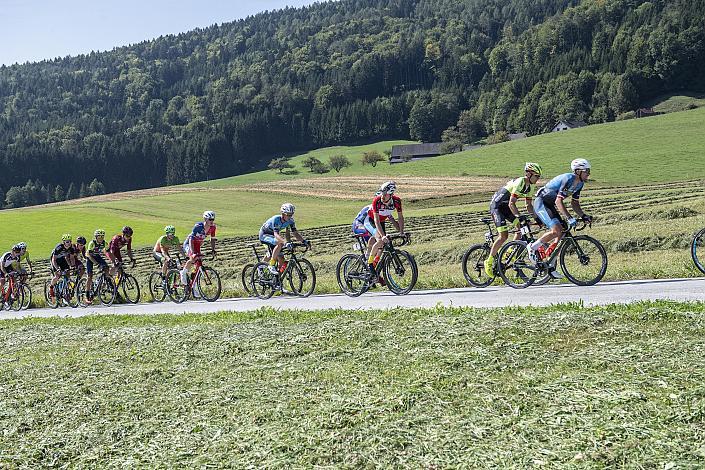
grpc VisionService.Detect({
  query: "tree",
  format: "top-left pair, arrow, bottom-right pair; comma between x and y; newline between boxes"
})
268,157 -> 294,174
88,178 -> 106,196
329,155 -> 351,173
457,110 -> 483,143
54,185 -> 65,202
440,127 -> 463,154
302,156 -> 323,172
310,161 -> 330,174
4,186 -> 25,208
487,131 -> 510,145
361,150 -> 385,167
79,182 -> 87,198
66,183 -> 77,200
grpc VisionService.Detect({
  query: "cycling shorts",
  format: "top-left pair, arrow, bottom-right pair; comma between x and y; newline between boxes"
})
534,196 -> 562,229
363,216 -> 384,237
258,229 -> 278,247
55,258 -> 71,272
352,220 -> 371,242
489,203 -> 516,233
87,254 -> 108,275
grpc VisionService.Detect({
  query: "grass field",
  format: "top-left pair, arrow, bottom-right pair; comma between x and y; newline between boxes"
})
648,92 -> 705,114
1,301 -> 704,467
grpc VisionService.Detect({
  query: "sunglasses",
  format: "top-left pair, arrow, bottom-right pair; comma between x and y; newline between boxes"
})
207,218 -> 215,221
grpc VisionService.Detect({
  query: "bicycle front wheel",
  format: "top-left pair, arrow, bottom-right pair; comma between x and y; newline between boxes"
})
197,267 -> 221,302
288,259 -> 316,297
241,264 -> 255,296
44,279 -> 59,309
149,271 -> 167,302
98,275 -> 117,306
461,244 -> 494,288
19,283 -> 32,310
336,254 -> 369,297
66,278 -> 80,308
251,262 -> 275,300
497,241 -> 538,289
383,250 -> 417,295
692,228 -> 705,275
121,274 -> 141,303
165,269 -> 188,303
560,235 -> 608,286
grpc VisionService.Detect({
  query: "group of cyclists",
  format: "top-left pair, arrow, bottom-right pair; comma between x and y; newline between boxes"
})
1,157 -> 594,307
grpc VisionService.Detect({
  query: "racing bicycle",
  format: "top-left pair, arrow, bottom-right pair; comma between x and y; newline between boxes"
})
241,243 -> 265,297
692,227 -> 705,275
165,255 -> 222,303
250,242 -> 316,299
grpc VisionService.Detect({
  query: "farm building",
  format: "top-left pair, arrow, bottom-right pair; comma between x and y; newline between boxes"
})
552,120 -> 587,132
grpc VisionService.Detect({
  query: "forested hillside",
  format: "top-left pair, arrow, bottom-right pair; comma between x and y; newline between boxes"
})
1,0 -> 703,207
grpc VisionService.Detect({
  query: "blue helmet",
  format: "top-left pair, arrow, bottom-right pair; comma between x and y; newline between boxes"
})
192,222 -> 206,235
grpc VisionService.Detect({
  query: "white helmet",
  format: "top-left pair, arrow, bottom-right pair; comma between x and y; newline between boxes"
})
571,158 -> 591,171
16,242 -> 27,250
281,202 -> 295,215
379,181 -> 397,194
203,210 -> 215,220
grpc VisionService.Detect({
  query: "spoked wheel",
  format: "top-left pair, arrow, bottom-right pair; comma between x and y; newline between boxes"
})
149,272 -> 167,302
692,228 -> 705,275
251,262 -> 276,300
19,284 -> 32,310
287,259 -> 316,297
98,275 -> 117,306
5,286 -> 23,311
383,250 -> 418,295
497,241 -> 538,289
197,267 -> 222,302
560,235 -> 608,286
336,254 -> 370,297
77,278 -> 91,307
44,279 -> 59,309
461,244 -> 494,287
165,269 -> 189,303
241,263 -> 255,297
65,278 -> 80,308
120,274 -> 141,304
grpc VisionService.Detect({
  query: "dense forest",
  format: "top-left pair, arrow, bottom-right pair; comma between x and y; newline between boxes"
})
1,0 -> 703,207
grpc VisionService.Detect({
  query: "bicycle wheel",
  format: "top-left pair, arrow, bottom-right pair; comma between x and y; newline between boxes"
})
336,254 -> 369,297
287,258 -> 316,297
19,283 -> 32,310
497,240 -> 538,289
44,279 -> 59,309
241,263 -> 255,296
251,262 -> 275,300
461,243 -> 494,288
121,274 -> 141,303
383,250 -> 417,295
197,267 -> 222,302
692,228 -> 705,275
165,269 -> 189,303
560,235 -> 608,286
77,277 -> 90,307
149,271 -> 167,302
66,278 -> 80,308
98,275 -> 117,306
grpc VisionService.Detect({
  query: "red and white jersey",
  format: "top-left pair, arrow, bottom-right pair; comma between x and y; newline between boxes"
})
367,195 -> 402,222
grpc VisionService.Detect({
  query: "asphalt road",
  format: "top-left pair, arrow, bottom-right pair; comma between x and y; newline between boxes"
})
2,277 -> 704,321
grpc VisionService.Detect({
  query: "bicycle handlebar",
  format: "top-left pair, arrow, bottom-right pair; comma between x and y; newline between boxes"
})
387,233 -> 412,247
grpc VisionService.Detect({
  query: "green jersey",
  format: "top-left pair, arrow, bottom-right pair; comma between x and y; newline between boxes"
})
491,177 -> 534,207
156,235 -> 181,250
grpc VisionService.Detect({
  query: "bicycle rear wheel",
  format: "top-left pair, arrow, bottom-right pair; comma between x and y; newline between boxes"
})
165,269 -> 188,303
121,274 -> 141,303
383,250 -> 417,295
66,278 -> 80,308
251,262 -> 276,300
692,228 -> 705,275
336,254 -> 369,297
288,259 -> 316,297
497,241 -> 538,289
149,271 -> 167,302
560,235 -> 608,286
44,279 -> 59,309
461,243 -> 494,287
241,263 -> 255,296
197,267 -> 222,302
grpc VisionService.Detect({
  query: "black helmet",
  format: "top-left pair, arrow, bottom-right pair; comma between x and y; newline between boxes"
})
76,236 -> 87,245
122,226 -> 133,236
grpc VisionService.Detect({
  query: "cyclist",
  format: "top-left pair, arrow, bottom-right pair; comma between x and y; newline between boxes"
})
484,162 -> 542,277
154,225 -> 184,277
71,236 -> 87,278
12,242 -> 33,278
106,226 -> 136,274
86,229 -> 109,300
49,234 -> 78,299
366,181 -> 404,276
528,158 -> 593,269
352,204 -> 374,255
0,245 -> 22,296
259,203 -> 308,274
180,211 -> 217,284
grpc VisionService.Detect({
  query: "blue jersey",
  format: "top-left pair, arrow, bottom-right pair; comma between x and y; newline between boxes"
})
354,205 -> 371,224
537,173 -> 584,204
261,215 -> 296,235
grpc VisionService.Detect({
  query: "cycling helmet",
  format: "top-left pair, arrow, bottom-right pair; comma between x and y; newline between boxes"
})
281,203 -> 295,215
76,236 -> 87,245
12,243 -> 22,252
203,210 -> 215,220
94,229 -> 105,237
122,226 -> 133,236
379,181 -> 397,194
571,158 -> 591,171
165,225 -> 176,235
16,242 -> 27,250
61,233 -> 72,241
524,162 -> 542,176
193,222 -> 206,235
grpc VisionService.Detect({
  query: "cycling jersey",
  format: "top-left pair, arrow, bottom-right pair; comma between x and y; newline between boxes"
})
352,205 -> 372,241
1,252 -> 19,270
536,173 -> 584,204
491,177 -> 534,207
156,235 -> 181,251
368,195 -> 402,222
354,205 -> 371,224
108,235 -> 132,253
11,251 -> 30,270
261,215 -> 296,235
86,239 -> 106,256
184,222 -> 216,255
52,242 -> 76,260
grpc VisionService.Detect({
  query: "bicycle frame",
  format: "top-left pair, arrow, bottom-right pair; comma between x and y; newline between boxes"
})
535,221 -> 590,269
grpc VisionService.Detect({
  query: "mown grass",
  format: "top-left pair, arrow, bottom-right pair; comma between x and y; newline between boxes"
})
1,301 -> 705,467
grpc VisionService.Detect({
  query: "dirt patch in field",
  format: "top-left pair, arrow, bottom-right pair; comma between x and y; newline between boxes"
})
239,176 -> 506,200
